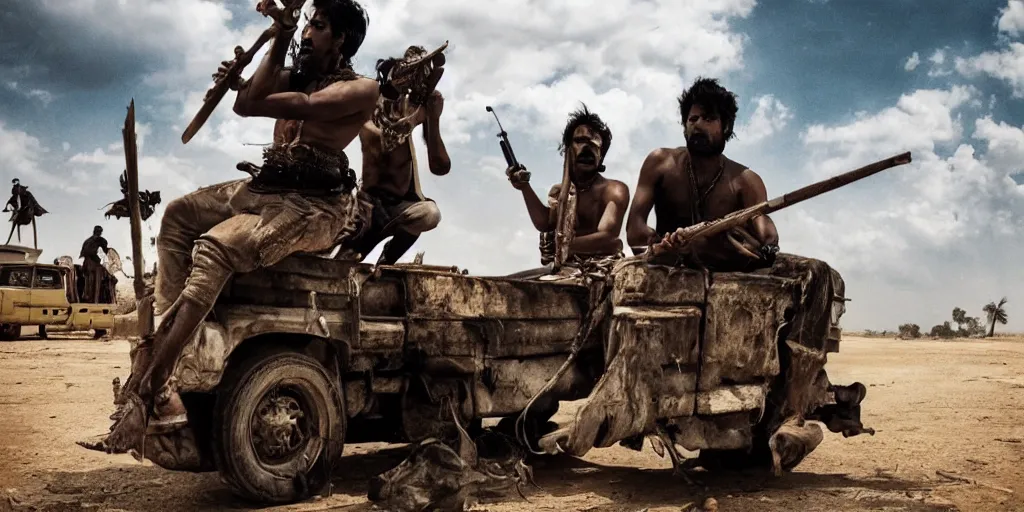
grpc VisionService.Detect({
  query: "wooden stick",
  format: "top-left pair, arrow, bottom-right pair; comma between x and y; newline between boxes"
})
936,470 -> 1014,494
122,100 -> 146,302
32,217 -> 37,249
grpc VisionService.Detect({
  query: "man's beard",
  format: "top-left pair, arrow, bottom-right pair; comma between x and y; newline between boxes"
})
293,39 -> 324,77
686,131 -> 725,157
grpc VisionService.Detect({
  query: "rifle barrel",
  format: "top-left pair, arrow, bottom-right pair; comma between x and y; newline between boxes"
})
765,151 -> 911,214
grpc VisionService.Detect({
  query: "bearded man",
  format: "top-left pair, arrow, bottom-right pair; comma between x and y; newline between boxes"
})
625,78 -> 866,464
101,0 -> 378,452
625,77 -> 779,270
507,105 -> 630,272
343,45 -> 450,265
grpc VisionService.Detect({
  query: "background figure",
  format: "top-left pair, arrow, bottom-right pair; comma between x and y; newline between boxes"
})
3,178 -> 48,246
79,226 -> 110,303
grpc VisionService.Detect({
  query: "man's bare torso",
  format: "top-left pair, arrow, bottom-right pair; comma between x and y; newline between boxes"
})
359,120 -> 419,198
652,147 -> 749,234
272,76 -> 377,155
551,177 -> 624,236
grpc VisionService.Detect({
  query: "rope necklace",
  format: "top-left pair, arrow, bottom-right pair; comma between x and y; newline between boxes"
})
685,153 -> 724,225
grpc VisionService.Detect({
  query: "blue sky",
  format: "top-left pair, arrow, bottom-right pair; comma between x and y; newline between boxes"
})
0,0 -> 1021,333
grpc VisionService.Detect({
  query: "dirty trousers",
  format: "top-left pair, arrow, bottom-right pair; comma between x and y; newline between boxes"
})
82,258 -> 104,304
344,188 -> 441,264
154,178 -> 367,315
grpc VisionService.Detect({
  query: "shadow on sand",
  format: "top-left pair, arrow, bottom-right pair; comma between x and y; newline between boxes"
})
10,445 -> 956,512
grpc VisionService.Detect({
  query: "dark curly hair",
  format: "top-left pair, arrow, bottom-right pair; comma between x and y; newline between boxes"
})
558,103 -> 612,165
313,0 -> 370,69
677,77 -> 738,141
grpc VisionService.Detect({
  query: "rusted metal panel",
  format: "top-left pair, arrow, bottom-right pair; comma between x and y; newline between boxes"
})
485,320 -> 579,358
608,306 -> 701,369
695,383 -> 768,415
611,259 -> 705,306
407,320 -> 484,358
220,255 -> 360,309
699,273 -> 795,390
475,355 -> 590,417
405,318 -> 579,359
669,411 -> 757,451
359,275 -> 405,317
263,253 -> 364,279
656,368 -> 697,418
358,319 -> 404,350
403,272 -> 588,319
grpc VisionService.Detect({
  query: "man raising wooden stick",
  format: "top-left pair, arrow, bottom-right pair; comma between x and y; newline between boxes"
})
100,0 -> 378,454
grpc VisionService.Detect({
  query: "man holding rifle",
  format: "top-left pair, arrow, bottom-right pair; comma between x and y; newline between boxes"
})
626,77 -> 779,270
101,0 -> 378,453
506,104 -> 630,274
624,76 -> 883,467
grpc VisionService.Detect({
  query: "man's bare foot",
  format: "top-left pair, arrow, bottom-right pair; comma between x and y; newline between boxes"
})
148,386 -> 188,434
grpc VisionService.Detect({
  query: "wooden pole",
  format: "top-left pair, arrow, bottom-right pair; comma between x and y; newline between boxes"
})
122,99 -> 146,301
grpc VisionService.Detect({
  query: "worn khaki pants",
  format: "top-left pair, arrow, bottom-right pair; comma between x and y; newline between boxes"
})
154,178 -> 368,315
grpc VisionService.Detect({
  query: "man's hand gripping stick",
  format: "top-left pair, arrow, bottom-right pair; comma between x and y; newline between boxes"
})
180,0 -> 304,145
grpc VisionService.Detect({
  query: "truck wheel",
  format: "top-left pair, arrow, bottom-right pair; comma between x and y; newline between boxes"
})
0,324 -> 20,341
213,350 -> 345,504
38,325 -> 48,340
93,329 -> 107,340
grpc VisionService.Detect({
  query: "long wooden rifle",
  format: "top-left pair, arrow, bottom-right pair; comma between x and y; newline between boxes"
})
639,152 -> 913,257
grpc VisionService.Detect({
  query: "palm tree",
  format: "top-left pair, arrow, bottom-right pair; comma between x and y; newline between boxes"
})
983,297 -> 1009,337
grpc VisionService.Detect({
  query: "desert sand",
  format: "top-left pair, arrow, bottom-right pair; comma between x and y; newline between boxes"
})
1,334 -> 1022,511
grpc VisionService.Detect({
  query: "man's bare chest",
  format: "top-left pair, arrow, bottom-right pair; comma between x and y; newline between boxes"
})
573,188 -> 607,231
658,172 -> 738,221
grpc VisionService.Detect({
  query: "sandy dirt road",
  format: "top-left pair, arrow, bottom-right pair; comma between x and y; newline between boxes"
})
1,334 -> 1023,512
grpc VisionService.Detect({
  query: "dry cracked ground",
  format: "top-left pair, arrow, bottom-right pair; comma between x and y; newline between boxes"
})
1,332 -> 1023,512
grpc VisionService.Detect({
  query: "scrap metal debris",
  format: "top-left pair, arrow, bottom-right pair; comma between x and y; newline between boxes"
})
368,404 -> 535,511
102,170 -> 161,221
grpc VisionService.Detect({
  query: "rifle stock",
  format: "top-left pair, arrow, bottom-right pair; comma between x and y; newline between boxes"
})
649,151 -> 912,256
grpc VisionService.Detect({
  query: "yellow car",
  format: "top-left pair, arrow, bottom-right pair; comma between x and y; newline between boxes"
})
0,245 -> 115,341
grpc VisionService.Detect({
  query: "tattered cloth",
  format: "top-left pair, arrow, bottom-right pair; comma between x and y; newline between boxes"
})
154,145 -> 371,309
538,252 -> 847,460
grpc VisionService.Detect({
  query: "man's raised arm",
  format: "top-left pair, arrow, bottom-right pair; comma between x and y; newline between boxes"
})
237,78 -> 379,121
626,148 -> 669,254
233,5 -> 297,113
423,92 -> 451,176
506,165 -> 554,232
570,182 -> 629,255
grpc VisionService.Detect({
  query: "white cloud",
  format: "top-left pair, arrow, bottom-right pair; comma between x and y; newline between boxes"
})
998,0 -> 1024,37
735,95 -> 792,145
0,121 -> 59,187
4,81 -> 54,106
801,86 -> 974,177
780,85 -> 1024,331
926,48 -> 954,77
905,51 -> 921,71
956,42 -> 1024,97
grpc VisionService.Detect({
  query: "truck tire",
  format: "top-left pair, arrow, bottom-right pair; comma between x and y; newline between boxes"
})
93,329 -> 107,339
0,324 -> 20,341
212,349 -> 345,504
